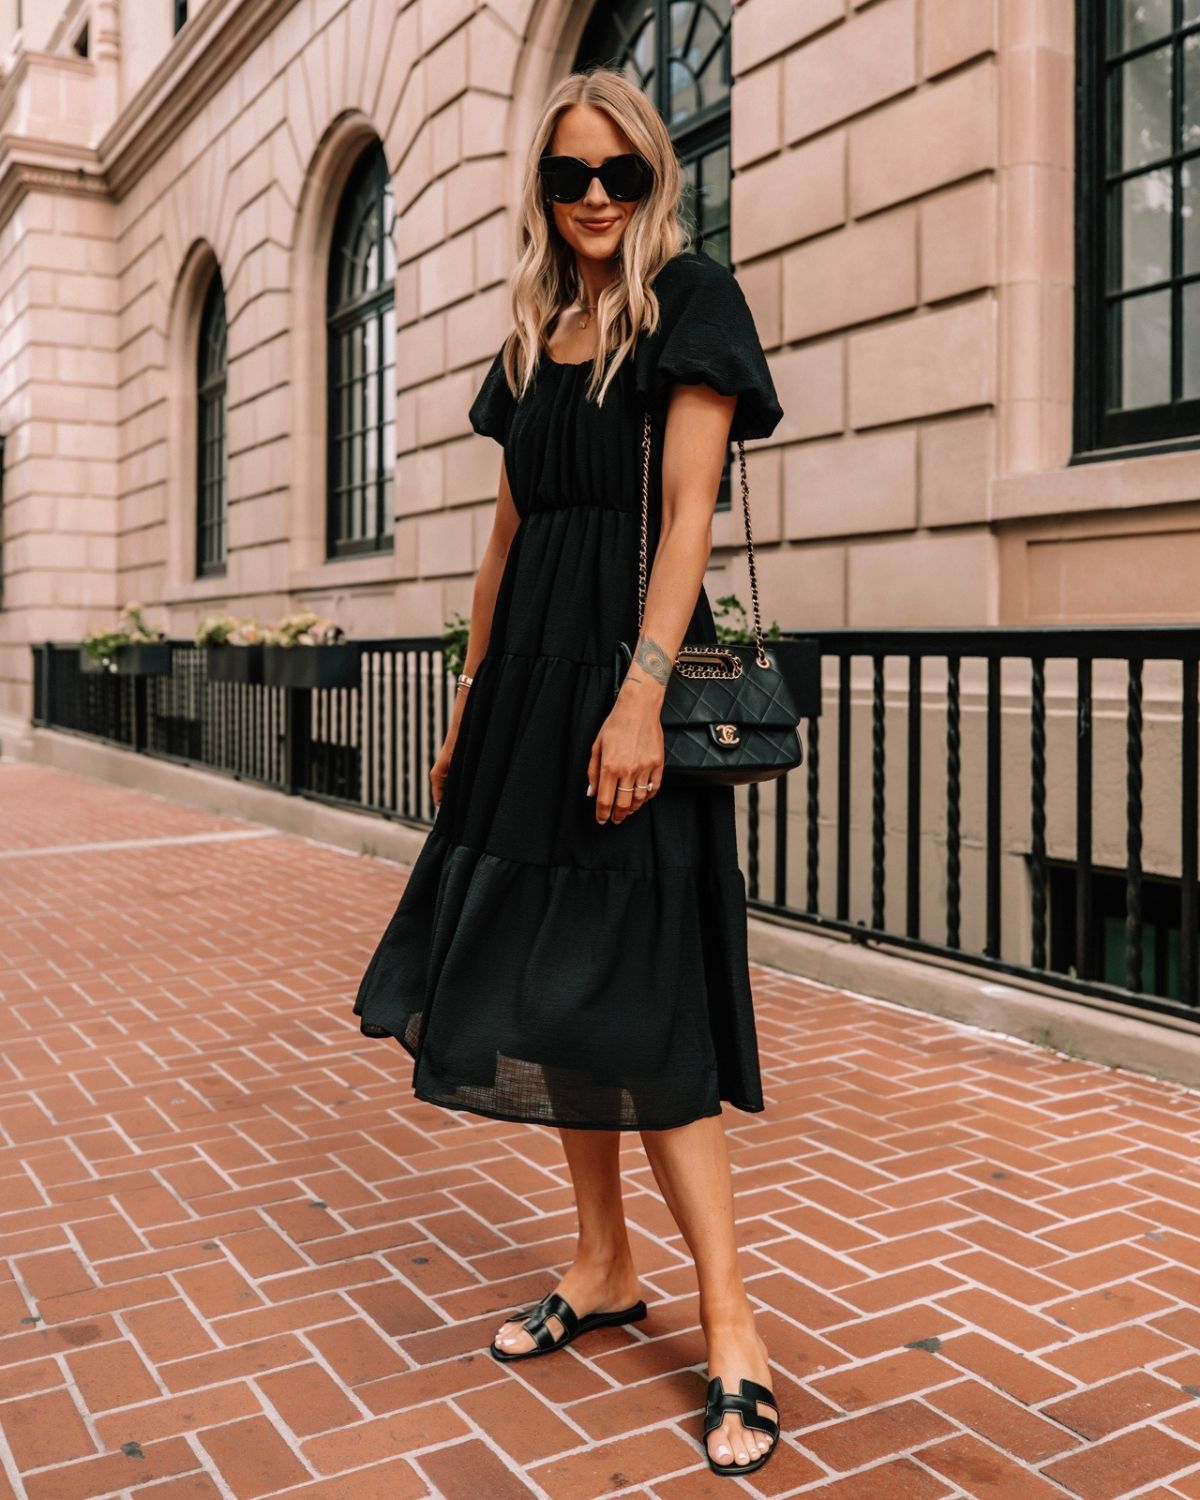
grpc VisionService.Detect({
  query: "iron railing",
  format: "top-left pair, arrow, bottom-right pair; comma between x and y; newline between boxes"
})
31,627 -> 1200,1023
32,639 -> 455,825
738,627 -> 1200,1024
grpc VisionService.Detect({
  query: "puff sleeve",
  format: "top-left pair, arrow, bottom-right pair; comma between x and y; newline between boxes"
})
633,253 -> 784,443
467,341 -> 516,444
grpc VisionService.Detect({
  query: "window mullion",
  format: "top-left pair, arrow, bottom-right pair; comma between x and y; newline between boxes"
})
196,387 -> 204,574
196,276 -> 227,576
376,307 -> 385,546
1171,0 -> 1184,402
375,173 -> 385,547
358,321 -> 368,546
654,0 -> 668,118
328,326 -> 340,555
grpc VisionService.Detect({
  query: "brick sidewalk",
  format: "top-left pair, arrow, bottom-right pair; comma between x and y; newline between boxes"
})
2,763 -> 1200,1500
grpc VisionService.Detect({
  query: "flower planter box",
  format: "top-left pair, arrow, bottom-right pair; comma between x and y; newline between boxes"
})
206,643 -> 264,684
262,642 -> 362,690
79,643 -> 172,677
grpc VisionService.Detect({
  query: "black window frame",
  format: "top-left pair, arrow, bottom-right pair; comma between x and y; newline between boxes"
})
574,0 -> 737,509
1074,0 -> 1200,460
325,141 -> 396,561
196,271 -> 228,579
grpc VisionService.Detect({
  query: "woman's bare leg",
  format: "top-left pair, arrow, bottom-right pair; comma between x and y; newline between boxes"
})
491,1127 -> 643,1354
640,1113 -> 776,1467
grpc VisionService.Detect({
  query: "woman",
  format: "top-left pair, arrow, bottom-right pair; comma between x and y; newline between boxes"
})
353,66 -> 784,1478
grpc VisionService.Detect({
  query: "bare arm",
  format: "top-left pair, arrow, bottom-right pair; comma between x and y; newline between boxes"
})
431,454 -> 521,804
587,381 -> 737,824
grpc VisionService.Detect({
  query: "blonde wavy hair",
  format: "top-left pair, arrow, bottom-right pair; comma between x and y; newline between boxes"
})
497,67 -> 693,409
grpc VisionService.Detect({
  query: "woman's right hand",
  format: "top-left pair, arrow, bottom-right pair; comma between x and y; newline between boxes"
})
430,728 -> 459,809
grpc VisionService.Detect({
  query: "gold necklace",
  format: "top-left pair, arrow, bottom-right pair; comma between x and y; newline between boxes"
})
578,299 -> 597,329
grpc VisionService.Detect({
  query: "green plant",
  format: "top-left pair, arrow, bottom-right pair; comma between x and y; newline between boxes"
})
195,612 -> 265,647
441,610 -> 471,676
264,610 -> 345,647
82,602 -> 165,667
711,592 -> 782,646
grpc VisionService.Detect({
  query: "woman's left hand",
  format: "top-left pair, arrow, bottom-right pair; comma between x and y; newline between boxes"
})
587,687 -> 664,824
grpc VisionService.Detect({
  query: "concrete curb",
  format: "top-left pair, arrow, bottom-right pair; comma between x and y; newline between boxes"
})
747,913 -> 1200,1090
17,727 -> 430,868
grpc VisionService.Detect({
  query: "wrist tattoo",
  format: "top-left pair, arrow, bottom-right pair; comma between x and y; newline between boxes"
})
633,635 -> 673,687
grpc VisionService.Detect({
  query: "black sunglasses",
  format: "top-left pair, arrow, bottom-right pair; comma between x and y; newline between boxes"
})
539,152 -> 653,203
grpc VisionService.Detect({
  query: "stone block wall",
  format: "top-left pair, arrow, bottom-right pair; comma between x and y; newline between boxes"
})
0,0 -> 1195,746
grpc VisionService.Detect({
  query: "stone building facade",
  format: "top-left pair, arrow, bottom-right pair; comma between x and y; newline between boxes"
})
0,0 -> 1194,748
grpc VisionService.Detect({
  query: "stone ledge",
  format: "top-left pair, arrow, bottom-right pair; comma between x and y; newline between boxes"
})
0,712 -> 34,759
992,446 -> 1200,522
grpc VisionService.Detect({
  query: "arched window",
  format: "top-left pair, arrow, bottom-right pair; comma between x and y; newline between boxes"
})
575,0 -> 733,263
576,1 -> 734,507
196,271 -> 227,578
326,141 -> 396,558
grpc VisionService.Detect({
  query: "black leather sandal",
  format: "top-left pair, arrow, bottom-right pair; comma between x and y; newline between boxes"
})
488,1289 -> 648,1362
702,1374 -> 780,1476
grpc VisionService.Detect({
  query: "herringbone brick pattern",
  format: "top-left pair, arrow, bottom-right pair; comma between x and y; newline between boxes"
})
2,763 -> 1200,1500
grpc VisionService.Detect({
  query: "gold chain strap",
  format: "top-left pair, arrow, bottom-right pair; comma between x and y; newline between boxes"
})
638,410 -> 771,670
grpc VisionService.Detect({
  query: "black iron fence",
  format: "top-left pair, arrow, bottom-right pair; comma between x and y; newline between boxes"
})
32,639 -> 454,824
31,627 -> 1200,1023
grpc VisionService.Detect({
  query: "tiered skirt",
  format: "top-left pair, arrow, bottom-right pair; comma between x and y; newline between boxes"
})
353,504 -> 766,1131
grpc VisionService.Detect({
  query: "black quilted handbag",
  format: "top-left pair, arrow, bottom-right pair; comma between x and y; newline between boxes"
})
612,410 -> 804,787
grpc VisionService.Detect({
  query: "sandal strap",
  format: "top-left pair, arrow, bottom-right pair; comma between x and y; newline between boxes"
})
703,1375 -> 780,1438
737,1376 -> 777,1411
517,1290 -> 578,1349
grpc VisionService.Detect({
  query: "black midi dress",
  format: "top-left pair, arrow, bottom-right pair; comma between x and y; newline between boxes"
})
352,249 -> 785,1131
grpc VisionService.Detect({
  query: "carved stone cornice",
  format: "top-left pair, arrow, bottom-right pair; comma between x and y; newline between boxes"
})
0,139 -> 106,228
0,0 -> 302,221
100,0 -> 303,200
